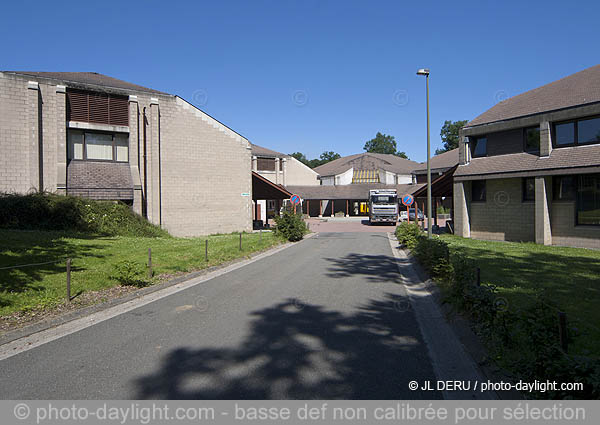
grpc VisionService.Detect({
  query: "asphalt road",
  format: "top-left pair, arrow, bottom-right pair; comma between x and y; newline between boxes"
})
0,232 -> 441,399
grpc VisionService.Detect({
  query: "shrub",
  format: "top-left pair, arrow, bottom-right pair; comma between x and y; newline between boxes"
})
274,210 -> 307,241
0,192 -> 168,237
111,260 -> 148,287
395,222 -> 422,249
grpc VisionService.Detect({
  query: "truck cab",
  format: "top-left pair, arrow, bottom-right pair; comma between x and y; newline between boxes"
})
368,189 -> 398,225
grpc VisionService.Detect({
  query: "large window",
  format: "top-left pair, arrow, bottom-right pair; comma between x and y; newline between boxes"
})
553,176 -> 576,201
577,174 -> 600,225
67,130 -> 129,162
471,180 -> 486,202
471,137 -> 487,158
524,127 -> 540,152
522,177 -> 535,201
553,116 -> 600,147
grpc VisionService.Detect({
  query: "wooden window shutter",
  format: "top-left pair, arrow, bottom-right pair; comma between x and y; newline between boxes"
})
67,90 -> 129,126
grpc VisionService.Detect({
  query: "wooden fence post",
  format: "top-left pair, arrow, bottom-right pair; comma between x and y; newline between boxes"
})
66,258 -> 71,302
558,312 -> 568,353
476,267 -> 481,286
239,233 -> 242,250
148,248 -> 153,279
205,239 -> 208,262
260,229 -> 262,243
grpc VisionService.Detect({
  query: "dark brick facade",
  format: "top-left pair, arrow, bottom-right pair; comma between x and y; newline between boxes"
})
67,160 -> 133,200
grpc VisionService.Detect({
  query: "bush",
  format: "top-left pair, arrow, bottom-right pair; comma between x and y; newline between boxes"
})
0,192 -> 168,237
395,222 -> 422,249
274,210 -> 308,241
111,260 -> 148,287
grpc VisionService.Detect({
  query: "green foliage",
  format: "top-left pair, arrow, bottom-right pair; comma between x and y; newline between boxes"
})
435,119 -> 468,155
395,222 -> 422,249
288,151 -> 341,168
111,260 -> 148,287
404,234 -> 600,399
273,210 -> 307,241
364,132 -> 408,158
0,192 -> 168,237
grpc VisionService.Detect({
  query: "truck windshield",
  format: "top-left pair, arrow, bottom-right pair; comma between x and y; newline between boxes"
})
371,196 -> 397,204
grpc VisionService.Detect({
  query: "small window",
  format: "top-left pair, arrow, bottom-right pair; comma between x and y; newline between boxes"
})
553,176 -> 576,201
471,137 -> 487,158
257,158 -> 276,171
68,130 -> 84,160
577,117 -> 600,145
85,133 -> 113,160
577,174 -> 600,225
555,122 -> 575,146
471,180 -> 486,202
115,134 -> 129,162
522,177 -> 535,201
524,127 -> 540,152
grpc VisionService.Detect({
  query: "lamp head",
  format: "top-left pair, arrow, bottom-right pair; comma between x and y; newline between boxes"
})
416,68 -> 430,76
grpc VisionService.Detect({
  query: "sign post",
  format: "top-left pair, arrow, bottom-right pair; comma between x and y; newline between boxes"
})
401,194 -> 414,223
290,194 -> 301,214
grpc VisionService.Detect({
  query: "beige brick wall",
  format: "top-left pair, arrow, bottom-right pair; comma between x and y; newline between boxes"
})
1,73 -> 252,237
470,178 -> 535,242
551,202 -> 600,249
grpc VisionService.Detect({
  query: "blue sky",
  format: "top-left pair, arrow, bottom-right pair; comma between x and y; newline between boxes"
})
2,0 -> 599,162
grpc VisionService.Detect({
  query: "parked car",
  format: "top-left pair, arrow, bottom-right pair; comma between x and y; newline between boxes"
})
400,208 -> 424,221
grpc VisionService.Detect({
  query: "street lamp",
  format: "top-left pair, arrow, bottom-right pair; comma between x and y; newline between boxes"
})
417,68 -> 432,238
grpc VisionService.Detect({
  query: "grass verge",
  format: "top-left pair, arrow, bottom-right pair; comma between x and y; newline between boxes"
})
0,229 -> 282,319
439,234 -> 600,357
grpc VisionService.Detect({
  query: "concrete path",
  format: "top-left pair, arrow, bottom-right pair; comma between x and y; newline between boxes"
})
0,232 -> 481,399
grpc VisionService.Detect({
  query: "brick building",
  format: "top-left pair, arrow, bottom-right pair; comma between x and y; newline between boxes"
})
454,64 -> 600,249
0,71 -> 253,236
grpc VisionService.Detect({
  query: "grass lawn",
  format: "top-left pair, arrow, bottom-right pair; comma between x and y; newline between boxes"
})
0,229 -> 282,317
440,234 -> 600,356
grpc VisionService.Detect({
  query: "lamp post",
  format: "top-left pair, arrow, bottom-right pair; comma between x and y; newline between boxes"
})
417,68 -> 432,238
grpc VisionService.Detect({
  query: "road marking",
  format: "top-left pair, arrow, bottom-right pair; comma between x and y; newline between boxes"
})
387,233 -> 496,400
0,240 -> 304,362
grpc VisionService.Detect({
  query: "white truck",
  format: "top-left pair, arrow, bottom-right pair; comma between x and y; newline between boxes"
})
368,189 -> 398,225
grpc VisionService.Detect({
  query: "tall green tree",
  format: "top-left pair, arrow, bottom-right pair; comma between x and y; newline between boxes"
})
435,120 -> 468,155
363,132 -> 408,159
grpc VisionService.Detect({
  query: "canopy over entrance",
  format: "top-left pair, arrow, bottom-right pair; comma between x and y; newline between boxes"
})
252,171 -> 292,200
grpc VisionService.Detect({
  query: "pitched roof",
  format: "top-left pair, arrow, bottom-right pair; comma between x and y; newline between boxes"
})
467,64 -> 600,127
2,71 -> 167,95
285,183 -> 423,200
413,148 -> 459,174
313,152 -> 420,176
454,144 -> 600,179
250,143 -> 286,158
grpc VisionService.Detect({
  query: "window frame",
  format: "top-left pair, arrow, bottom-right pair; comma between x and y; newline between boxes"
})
552,175 -> 576,202
552,115 -> 600,148
523,126 -> 541,153
522,177 -> 535,202
67,129 -> 129,163
575,174 -> 600,227
470,136 -> 487,158
471,180 -> 487,203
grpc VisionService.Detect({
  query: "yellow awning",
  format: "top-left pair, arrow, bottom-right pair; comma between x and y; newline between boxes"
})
352,169 -> 379,184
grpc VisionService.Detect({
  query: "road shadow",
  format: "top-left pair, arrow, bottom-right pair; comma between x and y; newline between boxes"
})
134,296 -> 440,399
324,253 -> 402,283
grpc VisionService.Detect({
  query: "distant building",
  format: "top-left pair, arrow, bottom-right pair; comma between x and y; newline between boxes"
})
454,64 -> 600,249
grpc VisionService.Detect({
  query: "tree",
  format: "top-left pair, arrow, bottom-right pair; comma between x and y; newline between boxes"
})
436,120 -> 468,155
289,152 -> 309,166
363,132 -> 408,159
290,151 -> 341,168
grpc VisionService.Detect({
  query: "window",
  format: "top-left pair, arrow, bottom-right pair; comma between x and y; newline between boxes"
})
522,177 -> 535,201
553,176 -> 576,201
577,117 -> 600,145
524,127 -> 540,152
471,180 -> 486,202
577,174 -> 600,225
257,158 -> 276,171
67,130 -> 129,162
554,116 -> 600,147
471,137 -> 487,157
